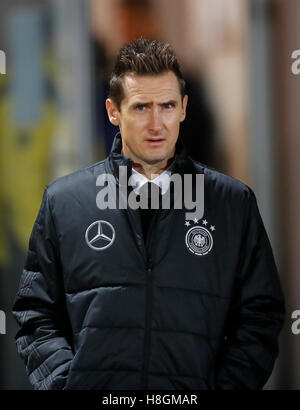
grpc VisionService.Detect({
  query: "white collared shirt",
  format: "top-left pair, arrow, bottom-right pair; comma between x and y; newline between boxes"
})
129,166 -> 172,195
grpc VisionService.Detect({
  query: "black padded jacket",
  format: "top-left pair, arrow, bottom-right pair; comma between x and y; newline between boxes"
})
12,133 -> 285,390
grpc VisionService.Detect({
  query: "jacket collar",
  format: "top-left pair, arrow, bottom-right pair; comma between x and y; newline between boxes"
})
106,132 -> 197,183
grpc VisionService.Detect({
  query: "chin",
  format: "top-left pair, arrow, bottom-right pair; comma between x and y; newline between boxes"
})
144,152 -> 168,164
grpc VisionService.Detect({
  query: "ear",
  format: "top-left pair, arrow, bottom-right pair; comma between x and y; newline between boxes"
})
105,99 -> 120,126
180,94 -> 188,122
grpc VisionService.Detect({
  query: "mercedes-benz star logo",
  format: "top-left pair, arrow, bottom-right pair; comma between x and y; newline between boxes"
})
85,220 -> 115,251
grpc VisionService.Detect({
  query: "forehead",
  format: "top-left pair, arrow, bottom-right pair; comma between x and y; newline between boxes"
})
121,71 -> 181,104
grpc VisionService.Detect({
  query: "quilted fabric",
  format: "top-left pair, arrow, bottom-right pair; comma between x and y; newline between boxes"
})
12,133 -> 285,390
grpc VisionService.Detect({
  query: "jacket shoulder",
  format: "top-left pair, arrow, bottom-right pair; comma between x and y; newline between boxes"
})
192,160 -> 254,202
46,160 -> 106,199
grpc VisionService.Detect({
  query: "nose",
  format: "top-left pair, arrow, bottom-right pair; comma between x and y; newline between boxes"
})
148,107 -> 163,134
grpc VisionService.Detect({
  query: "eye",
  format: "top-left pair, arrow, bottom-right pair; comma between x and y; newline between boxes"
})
164,102 -> 175,109
135,104 -> 146,111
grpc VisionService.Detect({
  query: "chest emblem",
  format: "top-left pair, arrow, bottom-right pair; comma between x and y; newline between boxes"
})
185,219 -> 215,256
85,220 -> 115,251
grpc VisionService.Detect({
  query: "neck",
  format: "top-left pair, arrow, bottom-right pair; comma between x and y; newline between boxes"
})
131,157 -> 174,179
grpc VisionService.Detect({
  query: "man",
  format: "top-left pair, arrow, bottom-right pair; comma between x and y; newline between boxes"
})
12,38 -> 285,390
94,0 -> 216,166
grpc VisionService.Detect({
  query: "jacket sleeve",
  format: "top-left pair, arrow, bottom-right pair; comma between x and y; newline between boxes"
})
215,189 -> 285,390
12,187 -> 74,390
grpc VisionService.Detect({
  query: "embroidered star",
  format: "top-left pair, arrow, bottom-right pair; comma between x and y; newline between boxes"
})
210,225 -> 215,231
193,218 -> 198,224
202,219 -> 208,226
185,221 -> 191,227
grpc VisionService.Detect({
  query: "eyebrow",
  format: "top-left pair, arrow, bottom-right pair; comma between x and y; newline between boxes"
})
162,100 -> 177,106
131,100 -> 178,108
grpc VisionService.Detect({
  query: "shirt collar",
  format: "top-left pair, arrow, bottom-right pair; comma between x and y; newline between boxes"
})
129,164 -> 173,195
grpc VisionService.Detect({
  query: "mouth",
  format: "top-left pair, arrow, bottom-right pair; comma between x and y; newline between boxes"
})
145,138 -> 166,147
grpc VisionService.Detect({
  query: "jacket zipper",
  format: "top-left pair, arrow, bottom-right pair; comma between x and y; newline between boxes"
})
140,211 -> 159,389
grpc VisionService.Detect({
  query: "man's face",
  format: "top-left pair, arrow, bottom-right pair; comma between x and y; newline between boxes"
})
106,71 -> 188,166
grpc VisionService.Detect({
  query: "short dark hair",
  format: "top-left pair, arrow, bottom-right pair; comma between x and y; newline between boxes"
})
119,0 -> 152,11
109,38 -> 186,110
